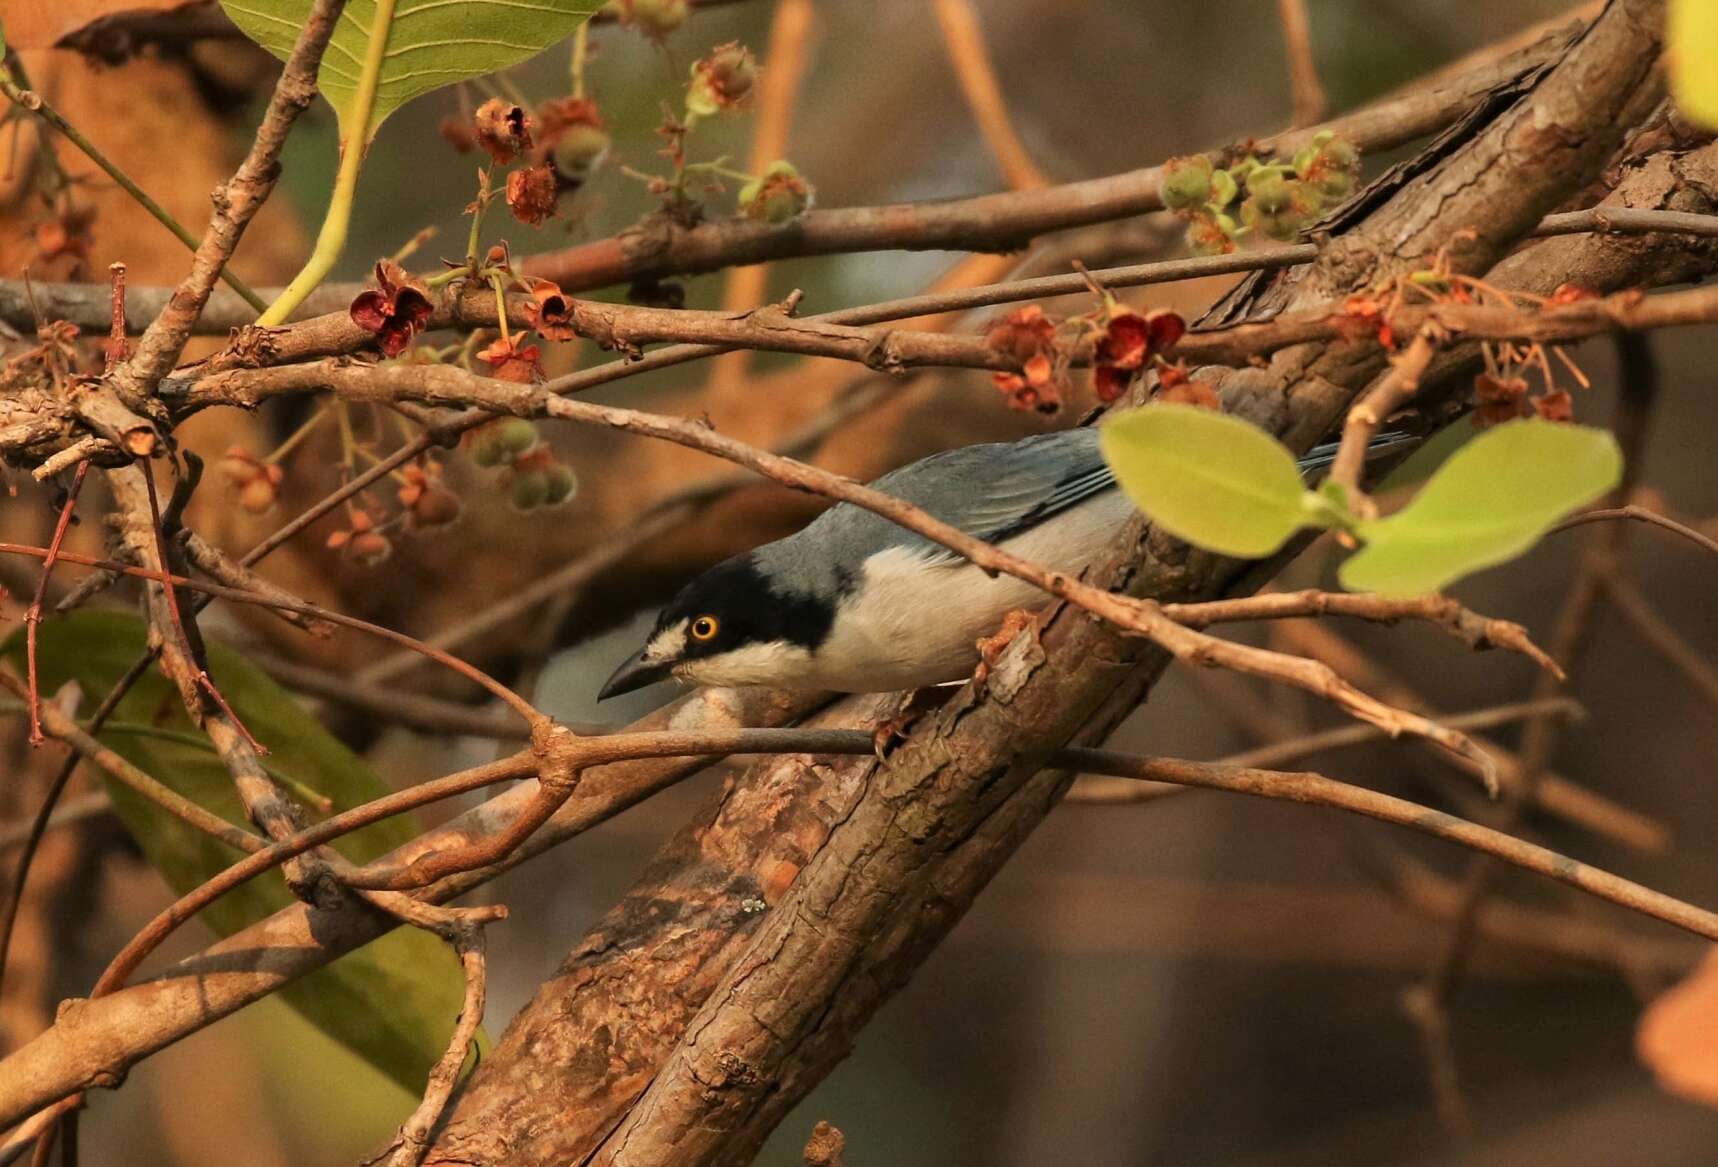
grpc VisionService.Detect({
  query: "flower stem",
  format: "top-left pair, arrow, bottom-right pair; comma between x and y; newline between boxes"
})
255,0 -> 399,327
571,23 -> 590,99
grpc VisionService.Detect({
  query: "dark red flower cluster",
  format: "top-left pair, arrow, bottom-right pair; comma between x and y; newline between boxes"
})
506,163 -> 559,226
986,305 -> 1063,413
349,261 -> 432,357
1091,307 -> 1184,402
521,277 -> 577,342
474,98 -> 534,165
478,335 -> 544,383
1473,371 -> 1531,427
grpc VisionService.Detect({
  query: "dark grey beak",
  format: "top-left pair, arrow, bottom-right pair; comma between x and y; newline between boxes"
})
597,647 -> 673,701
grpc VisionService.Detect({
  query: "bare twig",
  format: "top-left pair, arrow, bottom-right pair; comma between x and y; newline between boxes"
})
0,540 -> 542,726
933,0 -> 1049,189
0,666 -> 264,854
23,460 -> 88,744
1067,697 -> 1581,805
1161,588 -> 1562,678
709,0 -> 816,388
109,0 -> 346,397
1552,504 -> 1718,556
1601,570 -> 1718,710
1275,0 -> 1327,125
375,916 -> 497,1167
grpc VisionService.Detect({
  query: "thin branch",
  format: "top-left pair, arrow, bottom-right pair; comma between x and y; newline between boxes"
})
1551,504 -> 1718,556
1326,328 -> 1441,507
1272,618 -> 1668,853
377,920 -> 493,1167
0,666 -> 264,854
516,35 -> 1570,291
23,460 -> 88,744
1601,570 -> 1718,710
1275,0 -> 1327,126
933,0 -> 1049,189
1059,749 -> 1718,939
109,0 -> 346,397
167,278 -> 1718,423
1067,697 -> 1581,805
1160,588 -> 1562,679
0,541 -> 542,726
709,0 -> 816,388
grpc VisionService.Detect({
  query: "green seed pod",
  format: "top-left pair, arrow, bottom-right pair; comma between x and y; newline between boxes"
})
498,418 -> 539,454
510,470 -> 550,511
553,122 -> 611,179
543,463 -> 578,505
471,437 -> 506,468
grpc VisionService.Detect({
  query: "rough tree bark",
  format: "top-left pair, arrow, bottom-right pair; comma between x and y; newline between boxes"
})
420,3 -> 1670,1164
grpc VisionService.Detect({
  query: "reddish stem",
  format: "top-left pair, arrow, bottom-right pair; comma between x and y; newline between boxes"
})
24,461 -> 90,746
139,467 -> 268,756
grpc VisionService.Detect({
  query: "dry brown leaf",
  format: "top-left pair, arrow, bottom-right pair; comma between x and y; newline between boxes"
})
1637,947 -> 1718,1108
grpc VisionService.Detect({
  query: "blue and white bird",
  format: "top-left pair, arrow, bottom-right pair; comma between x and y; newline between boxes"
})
599,426 -> 1402,699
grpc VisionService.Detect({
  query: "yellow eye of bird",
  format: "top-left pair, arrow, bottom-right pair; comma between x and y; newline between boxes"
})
691,615 -> 720,641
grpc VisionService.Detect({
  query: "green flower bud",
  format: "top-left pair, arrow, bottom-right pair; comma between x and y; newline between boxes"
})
1207,167 -> 1238,210
1159,155 -> 1214,211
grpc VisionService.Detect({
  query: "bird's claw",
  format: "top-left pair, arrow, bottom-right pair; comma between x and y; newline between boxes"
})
870,686 -> 959,759
972,609 -> 1036,690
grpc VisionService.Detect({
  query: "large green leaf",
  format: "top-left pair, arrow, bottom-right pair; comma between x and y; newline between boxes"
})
1670,0 -> 1718,130
2,610 -> 467,1092
220,0 -> 602,142
1099,403 -> 1310,557
1340,419 -> 1622,596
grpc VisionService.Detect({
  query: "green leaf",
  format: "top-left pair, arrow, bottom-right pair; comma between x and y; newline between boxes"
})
1340,419 -> 1621,596
2,610 -> 469,1092
219,0 -> 602,143
1099,404 -> 1310,557
1670,0 -> 1718,130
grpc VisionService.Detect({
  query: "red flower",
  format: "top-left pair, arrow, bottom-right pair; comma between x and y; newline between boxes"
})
474,98 -> 534,166
985,304 -> 1057,362
350,261 -> 433,358
478,335 -> 544,383
521,278 -> 578,342
1473,371 -> 1530,427
1531,389 -> 1574,423
1090,307 -> 1185,402
397,464 -> 462,528
218,446 -> 284,514
326,509 -> 392,567
506,164 -> 559,227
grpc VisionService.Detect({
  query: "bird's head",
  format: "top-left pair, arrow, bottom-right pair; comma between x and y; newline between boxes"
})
597,555 -> 835,699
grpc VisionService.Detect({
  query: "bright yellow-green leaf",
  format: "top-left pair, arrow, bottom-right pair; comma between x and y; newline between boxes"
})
1099,404 -> 1309,557
1340,419 -> 1621,597
2,610 -> 470,1092
220,0 -> 602,143
1670,0 -> 1718,130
